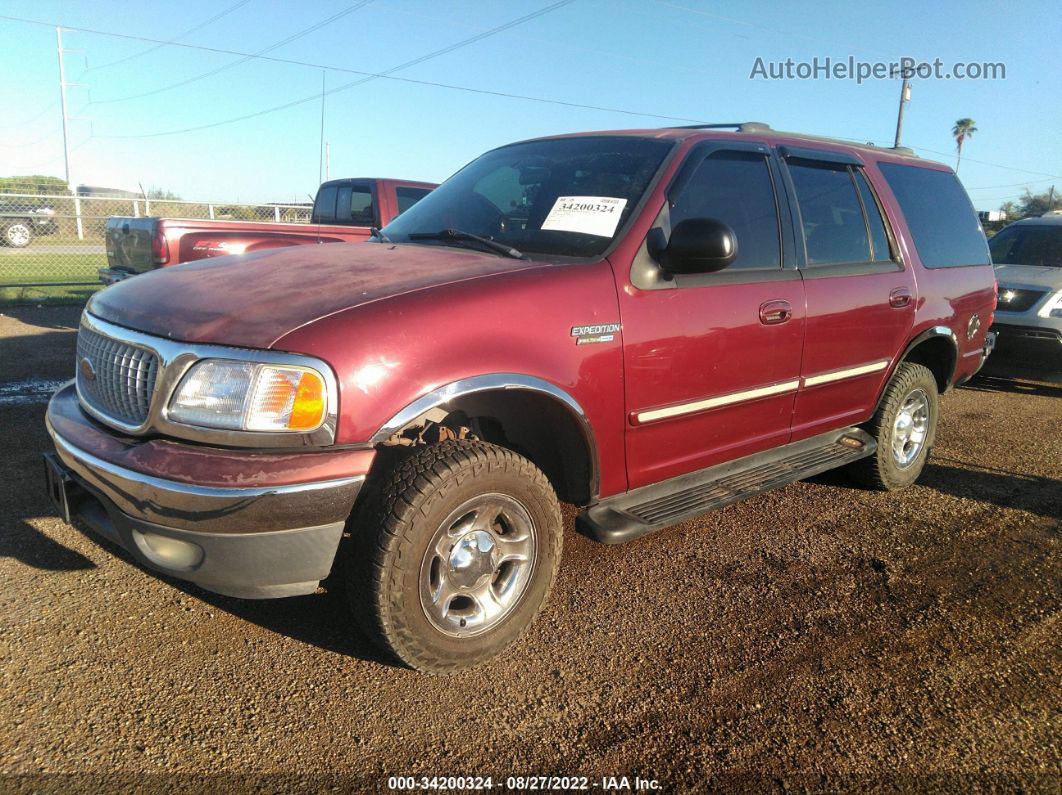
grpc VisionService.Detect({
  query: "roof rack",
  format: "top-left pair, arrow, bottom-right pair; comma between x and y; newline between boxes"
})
674,122 -> 772,132
670,122 -> 920,158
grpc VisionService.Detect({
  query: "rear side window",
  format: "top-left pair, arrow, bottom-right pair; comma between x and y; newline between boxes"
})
312,185 -> 337,224
669,150 -> 781,270
878,163 -> 990,268
395,187 -> 431,215
788,161 -> 869,265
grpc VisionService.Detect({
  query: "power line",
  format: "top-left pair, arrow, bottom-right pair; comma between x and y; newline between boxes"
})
0,100 -> 58,130
85,0 -> 253,72
1,5 -> 710,140
908,145 -> 1062,180
0,127 -> 61,147
61,2 -> 705,142
92,1 -> 374,104
965,177 -> 1057,190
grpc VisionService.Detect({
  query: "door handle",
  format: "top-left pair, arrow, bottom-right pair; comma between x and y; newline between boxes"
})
759,299 -> 792,325
889,287 -> 912,308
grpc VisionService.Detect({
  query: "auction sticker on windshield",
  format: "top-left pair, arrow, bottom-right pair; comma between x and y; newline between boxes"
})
541,196 -> 628,238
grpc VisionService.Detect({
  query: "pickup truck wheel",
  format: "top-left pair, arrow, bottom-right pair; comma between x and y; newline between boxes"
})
348,440 -> 562,673
2,222 -> 33,248
849,361 -> 938,491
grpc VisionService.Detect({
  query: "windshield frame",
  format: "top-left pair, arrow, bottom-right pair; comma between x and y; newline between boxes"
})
379,135 -> 681,264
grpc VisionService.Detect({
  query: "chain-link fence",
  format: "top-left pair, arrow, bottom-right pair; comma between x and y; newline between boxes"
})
0,192 -> 312,305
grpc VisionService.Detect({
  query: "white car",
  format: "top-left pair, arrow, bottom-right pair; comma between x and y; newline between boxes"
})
989,214 -> 1062,355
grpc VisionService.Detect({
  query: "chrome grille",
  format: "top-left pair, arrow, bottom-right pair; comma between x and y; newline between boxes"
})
76,324 -> 159,427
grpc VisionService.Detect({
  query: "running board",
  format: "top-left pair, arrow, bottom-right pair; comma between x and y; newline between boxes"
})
578,427 -> 875,544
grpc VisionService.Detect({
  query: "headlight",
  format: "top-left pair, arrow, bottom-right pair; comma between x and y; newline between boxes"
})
168,359 -> 327,432
1038,290 -> 1062,319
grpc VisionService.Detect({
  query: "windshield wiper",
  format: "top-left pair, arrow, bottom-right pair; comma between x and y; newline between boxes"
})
370,226 -> 392,243
407,228 -> 524,259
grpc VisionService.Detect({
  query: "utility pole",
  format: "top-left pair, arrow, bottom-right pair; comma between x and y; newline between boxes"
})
893,76 -> 911,148
318,70 -> 326,186
56,26 -> 84,239
1049,185 -> 1056,211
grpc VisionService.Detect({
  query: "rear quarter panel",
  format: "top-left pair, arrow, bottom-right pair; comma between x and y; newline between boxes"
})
272,259 -> 629,498
864,157 -> 996,389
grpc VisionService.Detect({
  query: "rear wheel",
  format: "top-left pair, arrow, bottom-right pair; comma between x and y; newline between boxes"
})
348,440 -> 563,673
2,222 -> 33,248
848,361 -> 939,490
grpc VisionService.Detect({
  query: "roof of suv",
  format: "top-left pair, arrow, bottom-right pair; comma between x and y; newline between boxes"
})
523,121 -> 937,169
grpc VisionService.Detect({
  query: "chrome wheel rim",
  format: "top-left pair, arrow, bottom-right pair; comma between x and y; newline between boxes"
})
891,388 -> 929,468
6,224 -> 30,246
419,493 -> 536,638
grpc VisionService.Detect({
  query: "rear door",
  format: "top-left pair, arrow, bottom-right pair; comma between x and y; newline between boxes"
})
617,141 -> 807,488
778,147 -> 916,440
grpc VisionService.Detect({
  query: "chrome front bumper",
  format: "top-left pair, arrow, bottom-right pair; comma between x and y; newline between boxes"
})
45,390 -> 365,598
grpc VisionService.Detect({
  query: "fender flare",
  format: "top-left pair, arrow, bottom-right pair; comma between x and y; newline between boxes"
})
872,325 -> 959,415
368,373 -> 600,498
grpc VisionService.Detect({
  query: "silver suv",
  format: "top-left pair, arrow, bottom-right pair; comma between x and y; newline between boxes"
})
988,213 -> 1062,355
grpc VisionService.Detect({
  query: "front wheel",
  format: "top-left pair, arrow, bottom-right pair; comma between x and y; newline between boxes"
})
348,440 -> 563,673
2,222 -> 33,248
848,361 -> 939,490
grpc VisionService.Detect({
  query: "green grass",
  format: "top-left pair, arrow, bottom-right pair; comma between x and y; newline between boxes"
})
0,252 -> 105,305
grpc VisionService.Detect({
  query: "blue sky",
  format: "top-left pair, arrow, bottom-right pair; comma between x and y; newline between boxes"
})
1,0 -> 1059,211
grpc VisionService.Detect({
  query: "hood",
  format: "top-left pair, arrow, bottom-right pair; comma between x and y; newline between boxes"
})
993,263 -> 1062,291
88,242 -> 540,348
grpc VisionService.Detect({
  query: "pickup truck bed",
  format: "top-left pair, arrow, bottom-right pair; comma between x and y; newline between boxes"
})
102,177 -> 435,283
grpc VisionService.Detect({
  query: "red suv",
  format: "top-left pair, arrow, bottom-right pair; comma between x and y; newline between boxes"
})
44,123 -> 996,672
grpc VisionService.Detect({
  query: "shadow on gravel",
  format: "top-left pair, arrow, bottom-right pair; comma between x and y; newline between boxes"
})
921,459 -> 1062,519
61,518 -> 404,670
1,517 -> 96,571
961,373 -> 1062,399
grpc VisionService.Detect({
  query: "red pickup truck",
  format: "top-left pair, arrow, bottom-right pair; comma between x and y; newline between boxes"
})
46,123 -> 995,673
100,177 -> 435,283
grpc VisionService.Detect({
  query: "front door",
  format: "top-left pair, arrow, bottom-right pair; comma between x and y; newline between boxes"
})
615,141 -> 806,489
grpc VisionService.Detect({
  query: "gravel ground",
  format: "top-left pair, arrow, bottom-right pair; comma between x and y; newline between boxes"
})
0,306 -> 1059,792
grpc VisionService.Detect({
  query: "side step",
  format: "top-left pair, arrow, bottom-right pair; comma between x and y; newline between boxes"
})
577,427 -> 875,544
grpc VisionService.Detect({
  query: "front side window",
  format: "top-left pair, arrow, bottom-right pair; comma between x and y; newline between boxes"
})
668,150 -> 781,270
988,224 -> 1062,267
878,162 -> 990,268
347,186 -> 374,225
788,161 -> 870,265
382,137 -> 673,259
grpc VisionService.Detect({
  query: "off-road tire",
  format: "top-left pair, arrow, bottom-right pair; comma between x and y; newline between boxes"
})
2,222 -> 33,248
847,361 -> 939,491
347,440 -> 563,673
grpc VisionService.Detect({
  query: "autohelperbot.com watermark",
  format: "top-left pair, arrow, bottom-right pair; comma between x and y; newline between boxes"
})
749,56 -> 1006,84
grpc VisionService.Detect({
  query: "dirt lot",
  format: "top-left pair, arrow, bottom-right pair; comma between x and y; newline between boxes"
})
1,306 -> 1059,791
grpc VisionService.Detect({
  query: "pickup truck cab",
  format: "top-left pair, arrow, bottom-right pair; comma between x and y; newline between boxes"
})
100,177 -> 435,283
46,123 -> 996,672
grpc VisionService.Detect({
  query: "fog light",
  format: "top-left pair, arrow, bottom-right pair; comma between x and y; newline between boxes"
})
132,530 -> 204,571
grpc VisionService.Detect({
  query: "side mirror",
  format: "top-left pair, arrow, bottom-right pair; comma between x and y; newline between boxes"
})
663,217 -> 737,274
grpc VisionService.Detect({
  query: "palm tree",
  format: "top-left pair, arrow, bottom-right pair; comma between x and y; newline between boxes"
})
952,118 -> 978,173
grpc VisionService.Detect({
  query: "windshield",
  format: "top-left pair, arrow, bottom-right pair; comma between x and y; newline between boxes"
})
381,136 -> 673,258
988,224 -> 1062,267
